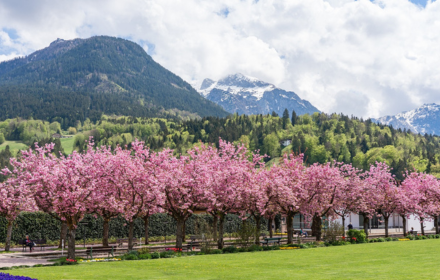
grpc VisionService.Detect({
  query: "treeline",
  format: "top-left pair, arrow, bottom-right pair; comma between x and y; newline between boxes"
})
70,110 -> 440,178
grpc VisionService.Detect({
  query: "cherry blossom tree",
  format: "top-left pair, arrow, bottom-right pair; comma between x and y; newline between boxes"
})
333,164 -> 365,237
365,162 -> 399,237
112,142 -> 167,250
268,153 -> 305,244
301,162 -> 345,241
161,144 -> 213,250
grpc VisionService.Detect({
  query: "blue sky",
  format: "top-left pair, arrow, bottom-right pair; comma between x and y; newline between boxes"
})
408,0 -> 433,6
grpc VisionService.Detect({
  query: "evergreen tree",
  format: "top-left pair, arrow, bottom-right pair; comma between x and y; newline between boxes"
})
282,108 -> 290,129
291,110 -> 297,126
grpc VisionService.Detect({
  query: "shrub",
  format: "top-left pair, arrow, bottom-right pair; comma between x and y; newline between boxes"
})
323,221 -> 344,243
138,253 -> 152,260
237,247 -> 247,253
160,251 -> 175,258
209,249 -> 223,254
151,252 -> 160,259
415,235 -> 422,240
347,229 -> 367,243
385,237 -> 392,242
376,238 -> 385,242
128,250 -> 139,257
392,237 -> 399,241
222,246 -> 237,254
421,235 -> 427,240
124,254 -> 138,260
435,234 -> 440,239
137,248 -> 150,254
247,244 -> 263,252
407,235 -> 415,240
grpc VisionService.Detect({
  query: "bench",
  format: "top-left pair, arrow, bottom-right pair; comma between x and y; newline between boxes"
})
86,246 -> 115,259
260,237 -> 282,246
17,240 -> 27,252
409,231 -> 418,236
117,239 -> 138,248
187,235 -> 203,251
34,239 -> 49,251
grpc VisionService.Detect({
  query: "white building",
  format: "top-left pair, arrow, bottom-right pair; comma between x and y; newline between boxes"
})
279,213 -> 435,234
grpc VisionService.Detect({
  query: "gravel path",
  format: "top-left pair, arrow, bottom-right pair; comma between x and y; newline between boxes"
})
0,254 -> 51,268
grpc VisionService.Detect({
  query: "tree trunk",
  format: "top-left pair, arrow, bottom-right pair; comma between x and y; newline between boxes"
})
268,217 -> 273,238
5,219 -> 13,252
401,215 -> 407,236
59,221 -> 68,249
312,214 -> 322,241
175,217 -> 185,250
212,215 -> 218,242
434,215 -> 439,234
128,221 -> 135,250
102,218 -> 110,247
67,223 -> 76,259
363,214 -> 369,238
420,218 -> 425,235
143,216 -> 149,245
182,220 -> 186,243
342,216 -> 346,238
384,216 -> 389,238
217,214 -> 225,249
254,215 -> 261,245
286,212 -> 295,244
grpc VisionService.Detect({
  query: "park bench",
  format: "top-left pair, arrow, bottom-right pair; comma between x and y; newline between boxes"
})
34,239 -> 50,251
187,235 -> 203,251
17,240 -> 27,251
260,237 -> 282,246
86,246 -> 115,259
117,239 -> 138,248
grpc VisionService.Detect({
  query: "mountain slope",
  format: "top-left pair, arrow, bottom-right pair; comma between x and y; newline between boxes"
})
0,36 -> 228,128
372,103 -> 440,135
199,73 -> 320,116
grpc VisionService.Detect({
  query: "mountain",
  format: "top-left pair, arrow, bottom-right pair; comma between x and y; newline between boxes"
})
372,103 -> 440,136
0,36 -> 228,128
198,73 -> 319,116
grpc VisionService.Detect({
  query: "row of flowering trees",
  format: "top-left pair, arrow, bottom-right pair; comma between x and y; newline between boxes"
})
1,138 -> 440,259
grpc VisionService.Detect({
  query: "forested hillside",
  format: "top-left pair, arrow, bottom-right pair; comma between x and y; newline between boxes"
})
2,110 -> 440,179
0,36 -> 228,127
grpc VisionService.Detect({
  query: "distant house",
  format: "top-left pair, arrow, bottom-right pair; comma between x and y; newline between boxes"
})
51,133 -> 70,139
279,139 -> 292,146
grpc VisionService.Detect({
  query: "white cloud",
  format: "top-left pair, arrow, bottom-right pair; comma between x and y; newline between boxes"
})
0,0 -> 439,118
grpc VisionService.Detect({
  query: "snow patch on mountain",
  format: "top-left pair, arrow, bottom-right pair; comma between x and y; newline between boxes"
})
373,103 -> 440,135
198,73 -> 320,116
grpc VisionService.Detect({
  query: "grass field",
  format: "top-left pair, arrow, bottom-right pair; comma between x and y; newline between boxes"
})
0,141 -> 29,155
60,137 -> 75,154
8,239 -> 440,279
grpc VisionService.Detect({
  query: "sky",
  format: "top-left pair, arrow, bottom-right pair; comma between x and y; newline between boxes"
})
0,0 -> 439,118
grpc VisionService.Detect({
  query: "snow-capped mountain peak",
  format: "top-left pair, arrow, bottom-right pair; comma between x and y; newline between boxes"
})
373,103 -> 440,135
198,73 -> 319,116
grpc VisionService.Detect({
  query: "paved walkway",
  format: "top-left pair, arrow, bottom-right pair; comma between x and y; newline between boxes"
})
0,253 -> 51,268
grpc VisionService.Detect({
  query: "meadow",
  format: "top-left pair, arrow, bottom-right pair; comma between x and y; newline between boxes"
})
9,239 -> 440,280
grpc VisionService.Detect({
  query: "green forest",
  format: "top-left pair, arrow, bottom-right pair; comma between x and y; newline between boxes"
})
2,109 -> 440,179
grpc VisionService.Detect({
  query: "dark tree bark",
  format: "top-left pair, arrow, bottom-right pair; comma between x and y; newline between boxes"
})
342,216 -> 346,238
433,215 -> 439,234
384,216 -> 389,238
286,212 -> 295,244
182,220 -> 186,243
312,214 -> 322,241
420,218 -> 425,235
268,217 -> 273,238
175,217 -> 185,249
212,215 -> 218,242
217,214 -> 225,249
128,221 -> 135,250
67,223 -> 77,259
254,215 -> 261,245
102,218 -> 110,247
401,215 -> 407,236
362,214 -> 369,238
143,216 -> 149,245
59,221 -> 68,249
5,219 -> 13,252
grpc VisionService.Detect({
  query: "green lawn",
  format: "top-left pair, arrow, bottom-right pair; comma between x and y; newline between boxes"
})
0,141 -> 29,154
8,240 -> 440,279
60,137 -> 75,154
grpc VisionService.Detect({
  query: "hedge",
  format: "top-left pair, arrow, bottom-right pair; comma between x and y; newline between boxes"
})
0,212 -> 270,243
